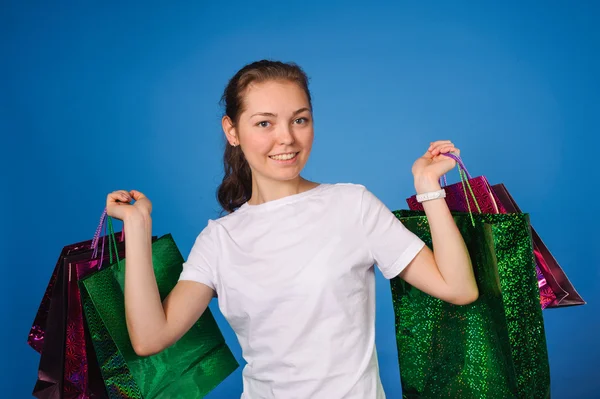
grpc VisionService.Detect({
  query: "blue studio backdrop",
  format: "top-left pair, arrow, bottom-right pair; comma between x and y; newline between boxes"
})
2,2 -> 599,398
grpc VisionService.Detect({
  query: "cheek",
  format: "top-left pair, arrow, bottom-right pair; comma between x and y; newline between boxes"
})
243,134 -> 273,157
299,129 -> 314,149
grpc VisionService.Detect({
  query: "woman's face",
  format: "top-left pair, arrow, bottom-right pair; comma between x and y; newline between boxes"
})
225,80 -> 314,184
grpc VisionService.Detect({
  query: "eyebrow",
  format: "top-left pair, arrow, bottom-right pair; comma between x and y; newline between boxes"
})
250,107 -> 311,118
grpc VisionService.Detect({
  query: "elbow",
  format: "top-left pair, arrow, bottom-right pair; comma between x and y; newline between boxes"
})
131,337 -> 163,357
449,288 -> 479,306
132,342 -> 157,357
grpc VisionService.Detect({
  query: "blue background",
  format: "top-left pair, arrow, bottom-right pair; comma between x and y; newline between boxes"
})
2,1 -> 599,397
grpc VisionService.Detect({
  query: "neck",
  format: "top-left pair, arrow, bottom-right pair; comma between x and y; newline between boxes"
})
248,176 -> 316,205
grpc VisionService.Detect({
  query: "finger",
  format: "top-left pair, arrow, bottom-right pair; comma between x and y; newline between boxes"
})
430,146 -> 451,155
432,149 -> 455,158
429,143 -> 453,154
107,190 -> 132,203
432,144 -> 457,156
429,140 -> 452,147
428,140 -> 452,151
432,141 -> 453,150
107,191 -> 124,202
438,145 -> 458,154
421,150 -> 434,159
117,190 -> 132,202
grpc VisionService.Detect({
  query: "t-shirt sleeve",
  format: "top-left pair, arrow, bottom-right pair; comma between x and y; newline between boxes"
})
178,221 -> 218,292
360,186 -> 426,279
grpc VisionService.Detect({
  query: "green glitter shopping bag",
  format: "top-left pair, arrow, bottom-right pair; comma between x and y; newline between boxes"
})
80,217 -> 239,398
390,210 -> 550,399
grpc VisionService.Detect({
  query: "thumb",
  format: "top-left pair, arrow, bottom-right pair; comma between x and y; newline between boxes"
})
421,150 -> 434,160
129,190 -> 147,201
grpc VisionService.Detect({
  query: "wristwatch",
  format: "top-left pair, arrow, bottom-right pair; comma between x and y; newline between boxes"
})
416,189 -> 446,203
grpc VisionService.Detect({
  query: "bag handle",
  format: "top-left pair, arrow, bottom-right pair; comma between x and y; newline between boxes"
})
442,153 -> 474,181
442,152 -> 501,213
91,209 -> 107,259
438,153 -> 481,226
106,215 -> 122,270
91,208 -> 125,268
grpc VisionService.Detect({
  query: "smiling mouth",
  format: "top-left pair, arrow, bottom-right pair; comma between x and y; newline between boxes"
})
269,152 -> 299,161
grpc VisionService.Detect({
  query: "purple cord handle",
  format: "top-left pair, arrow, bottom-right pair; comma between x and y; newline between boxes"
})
90,208 -> 125,269
440,152 -> 502,215
439,175 -> 448,187
442,152 -> 473,180
91,209 -> 107,259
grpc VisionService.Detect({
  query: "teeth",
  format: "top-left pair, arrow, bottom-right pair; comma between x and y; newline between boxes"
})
270,152 -> 297,161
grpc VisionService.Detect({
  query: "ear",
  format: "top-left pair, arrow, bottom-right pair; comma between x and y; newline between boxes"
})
222,116 -> 239,146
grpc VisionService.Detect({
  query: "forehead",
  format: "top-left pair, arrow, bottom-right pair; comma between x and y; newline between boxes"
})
242,80 -> 309,113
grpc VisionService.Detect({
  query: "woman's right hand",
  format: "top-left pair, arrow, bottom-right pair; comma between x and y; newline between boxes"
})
106,190 -> 153,221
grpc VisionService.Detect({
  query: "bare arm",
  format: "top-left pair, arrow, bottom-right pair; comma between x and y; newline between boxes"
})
123,213 -> 214,356
399,183 -> 478,305
108,190 -> 214,357
399,142 -> 479,305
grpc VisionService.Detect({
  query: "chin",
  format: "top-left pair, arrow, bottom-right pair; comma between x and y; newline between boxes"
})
274,170 -> 303,182
252,153 -> 310,182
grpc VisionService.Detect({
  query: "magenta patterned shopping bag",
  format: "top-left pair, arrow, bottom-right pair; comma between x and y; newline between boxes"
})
62,238 -> 125,398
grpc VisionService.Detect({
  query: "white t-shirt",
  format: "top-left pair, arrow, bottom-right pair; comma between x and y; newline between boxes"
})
179,183 -> 425,399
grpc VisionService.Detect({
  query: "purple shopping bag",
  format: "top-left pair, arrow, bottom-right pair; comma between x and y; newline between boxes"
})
492,183 -> 585,308
61,249 -> 128,398
28,239 -> 91,354
31,211 -> 130,398
28,212 -> 117,353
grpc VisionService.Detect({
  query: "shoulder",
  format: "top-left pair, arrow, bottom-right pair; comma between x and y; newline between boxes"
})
326,182 -> 381,204
191,207 -> 239,242
291,183 -> 370,210
193,207 -> 255,242
318,183 -> 380,216
321,182 -> 369,197
190,219 -> 220,246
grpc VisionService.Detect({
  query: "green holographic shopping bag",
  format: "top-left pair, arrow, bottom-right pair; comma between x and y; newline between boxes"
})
390,211 -> 550,399
80,218 -> 238,398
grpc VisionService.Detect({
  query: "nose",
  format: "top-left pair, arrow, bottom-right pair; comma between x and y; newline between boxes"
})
276,125 -> 295,145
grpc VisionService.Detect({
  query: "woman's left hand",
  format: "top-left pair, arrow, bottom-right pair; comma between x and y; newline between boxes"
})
411,140 -> 459,191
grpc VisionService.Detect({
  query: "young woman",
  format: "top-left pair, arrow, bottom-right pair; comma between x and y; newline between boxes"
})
106,60 -> 478,398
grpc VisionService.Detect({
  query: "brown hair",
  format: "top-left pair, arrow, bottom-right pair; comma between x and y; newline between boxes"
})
217,60 -> 312,213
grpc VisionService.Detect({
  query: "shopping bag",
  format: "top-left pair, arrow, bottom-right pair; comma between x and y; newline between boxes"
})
28,239 -> 94,354
80,217 -> 239,398
28,211 -> 120,353
406,155 -> 557,308
391,210 -> 551,398
31,210 -> 126,398
406,159 -> 505,215
32,253 -> 68,399
63,248 -> 127,398
492,183 -> 585,308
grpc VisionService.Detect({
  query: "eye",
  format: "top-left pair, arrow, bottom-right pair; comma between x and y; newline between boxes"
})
256,121 -> 271,128
294,117 -> 309,125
